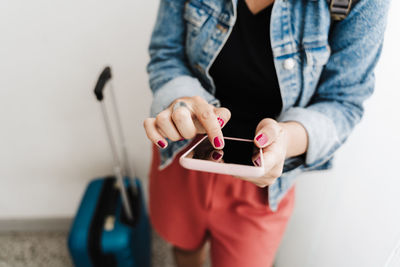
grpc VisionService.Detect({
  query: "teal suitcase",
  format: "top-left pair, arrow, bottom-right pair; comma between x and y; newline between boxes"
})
68,67 -> 151,267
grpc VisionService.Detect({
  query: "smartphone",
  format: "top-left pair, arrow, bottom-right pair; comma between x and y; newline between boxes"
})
179,135 -> 264,178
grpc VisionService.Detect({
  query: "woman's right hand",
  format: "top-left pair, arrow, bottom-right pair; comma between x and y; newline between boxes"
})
143,96 -> 231,149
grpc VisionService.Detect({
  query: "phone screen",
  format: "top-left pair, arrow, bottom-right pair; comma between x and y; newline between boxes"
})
186,137 -> 258,166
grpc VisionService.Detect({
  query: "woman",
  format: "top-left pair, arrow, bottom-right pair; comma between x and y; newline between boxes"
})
144,0 -> 389,266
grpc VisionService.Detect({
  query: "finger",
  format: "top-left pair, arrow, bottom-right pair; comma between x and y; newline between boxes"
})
189,105 -> 230,132
252,152 -> 263,167
213,107 -> 231,129
155,109 -> 182,141
252,142 -> 279,172
234,175 -> 273,188
143,118 -> 168,149
254,118 -> 282,148
265,141 -> 285,179
268,161 -> 284,180
171,105 -> 197,139
251,146 -> 263,167
191,97 -> 224,149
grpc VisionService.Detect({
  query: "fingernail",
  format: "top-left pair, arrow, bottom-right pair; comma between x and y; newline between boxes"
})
157,140 -> 166,148
253,156 -> 261,167
212,151 -> 223,160
213,136 -> 223,148
217,117 -> 224,127
255,133 -> 268,146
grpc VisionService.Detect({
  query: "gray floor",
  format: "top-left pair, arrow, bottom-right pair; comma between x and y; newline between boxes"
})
0,230 -> 210,267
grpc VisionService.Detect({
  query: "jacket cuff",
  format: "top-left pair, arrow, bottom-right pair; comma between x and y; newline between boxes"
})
150,75 -> 220,117
278,107 -> 341,168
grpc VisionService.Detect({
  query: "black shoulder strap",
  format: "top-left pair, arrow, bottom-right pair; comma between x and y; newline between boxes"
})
327,0 -> 353,21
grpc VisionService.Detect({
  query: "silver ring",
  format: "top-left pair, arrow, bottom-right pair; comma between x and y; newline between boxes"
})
172,101 -> 190,112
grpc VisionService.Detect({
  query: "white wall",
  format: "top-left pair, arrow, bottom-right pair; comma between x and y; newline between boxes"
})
275,2 -> 400,266
0,0 -> 158,218
1,0 -> 399,265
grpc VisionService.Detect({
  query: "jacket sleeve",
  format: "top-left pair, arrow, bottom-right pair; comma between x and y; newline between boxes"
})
278,0 -> 390,169
146,0 -> 219,117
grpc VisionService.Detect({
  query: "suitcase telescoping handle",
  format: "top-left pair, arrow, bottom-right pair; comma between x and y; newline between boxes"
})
94,66 -> 135,222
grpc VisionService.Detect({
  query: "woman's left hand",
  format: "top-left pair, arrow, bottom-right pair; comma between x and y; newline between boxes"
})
239,118 -> 289,187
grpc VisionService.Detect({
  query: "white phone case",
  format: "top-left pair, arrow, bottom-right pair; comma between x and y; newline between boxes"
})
179,136 -> 264,178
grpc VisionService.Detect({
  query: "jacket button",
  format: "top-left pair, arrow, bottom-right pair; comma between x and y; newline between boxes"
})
283,58 -> 295,70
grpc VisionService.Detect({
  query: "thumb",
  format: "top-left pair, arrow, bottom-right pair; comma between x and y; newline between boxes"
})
254,118 -> 282,148
213,107 -> 231,129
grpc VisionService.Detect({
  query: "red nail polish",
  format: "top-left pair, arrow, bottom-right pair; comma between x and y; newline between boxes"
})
256,133 -> 268,146
213,137 -> 223,148
254,156 -> 261,167
212,151 -> 223,160
217,117 -> 224,127
157,140 -> 166,148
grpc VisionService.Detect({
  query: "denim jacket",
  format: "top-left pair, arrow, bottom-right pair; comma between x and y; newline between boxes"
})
146,0 -> 389,211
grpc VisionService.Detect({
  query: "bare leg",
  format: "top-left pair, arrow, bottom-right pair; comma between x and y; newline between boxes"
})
173,243 -> 208,267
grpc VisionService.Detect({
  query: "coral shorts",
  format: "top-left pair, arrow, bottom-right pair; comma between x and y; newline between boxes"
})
149,141 -> 295,267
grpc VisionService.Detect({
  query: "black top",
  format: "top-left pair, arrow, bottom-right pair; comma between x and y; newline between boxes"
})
209,0 -> 282,139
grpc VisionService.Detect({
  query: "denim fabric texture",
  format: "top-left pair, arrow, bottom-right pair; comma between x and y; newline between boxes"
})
146,0 -> 390,211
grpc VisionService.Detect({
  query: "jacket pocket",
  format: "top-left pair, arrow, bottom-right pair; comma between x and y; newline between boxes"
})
183,1 -> 212,69
304,44 -> 331,67
301,44 -> 331,98
183,2 -> 209,29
